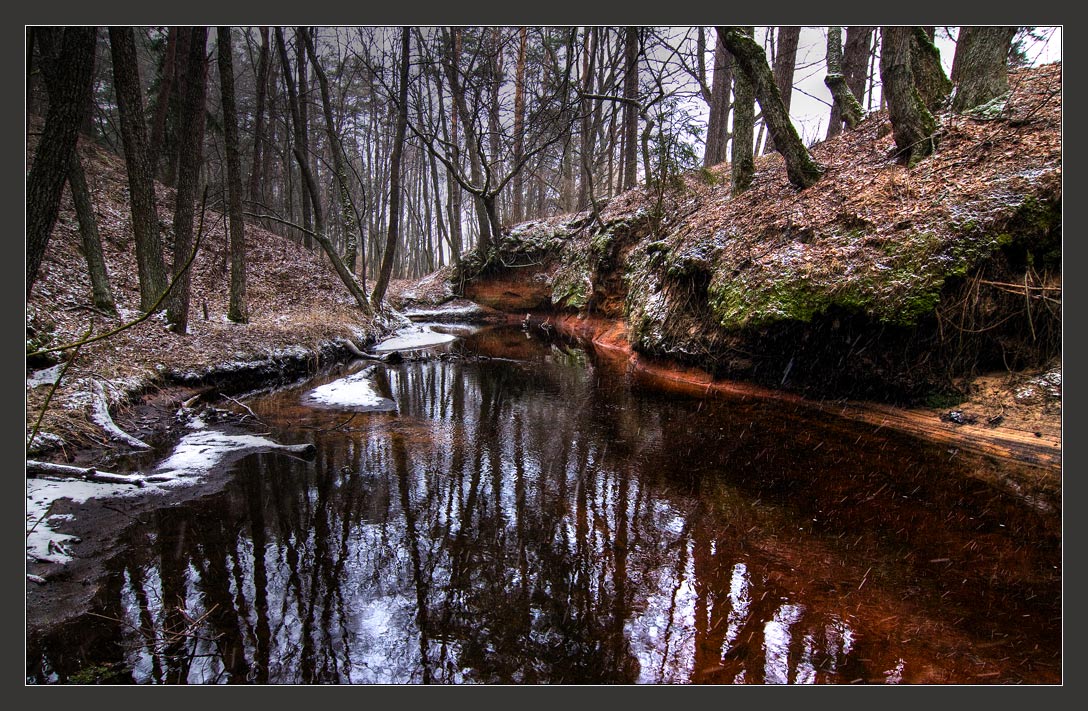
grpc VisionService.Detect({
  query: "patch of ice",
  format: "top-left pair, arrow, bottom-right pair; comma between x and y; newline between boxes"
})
373,325 -> 458,352
303,366 -> 396,411
27,364 -> 65,388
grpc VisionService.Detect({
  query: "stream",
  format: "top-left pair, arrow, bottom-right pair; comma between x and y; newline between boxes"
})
25,323 -> 1061,684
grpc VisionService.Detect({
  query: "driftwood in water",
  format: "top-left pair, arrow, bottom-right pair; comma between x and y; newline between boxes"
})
26,459 -> 147,487
261,442 -> 317,458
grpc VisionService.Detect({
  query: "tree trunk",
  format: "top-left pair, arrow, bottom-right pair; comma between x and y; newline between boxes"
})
824,27 -> 865,135
166,27 -> 208,335
764,26 -> 799,154
26,27 -> 96,299
910,26 -> 953,111
950,26 -> 1018,112
880,26 -> 939,167
161,27 -> 191,188
371,27 -> 411,310
217,27 -> 248,324
36,27 -> 116,314
108,27 -> 170,311
248,27 -> 270,207
703,31 -> 733,167
443,28 -> 492,253
621,26 -> 639,190
301,28 -> 363,274
720,26 -> 824,190
148,27 -> 177,178
511,26 -> 527,224
828,26 -> 874,137
295,28 -> 313,247
723,27 -> 754,194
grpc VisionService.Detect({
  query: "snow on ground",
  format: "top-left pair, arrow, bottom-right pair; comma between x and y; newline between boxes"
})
26,414 -> 313,568
26,478 -> 143,564
151,417 -> 294,483
372,324 -> 457,352
303,366 -> 397,411
27,364 -> 65,388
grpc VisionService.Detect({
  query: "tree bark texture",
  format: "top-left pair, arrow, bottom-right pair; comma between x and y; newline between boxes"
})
295,29 -> 313,243
724,27 -> 754,194
950,26 -> 1017,112
248,27 -> 270,206
880,26 -> 939,167
764,26 -> 799,154
166,27 -> 208,335
36,27 -> 116,313
108,26 -> 169,311
703,32 -> 733,167
621,27 -> 639,190
824,27 -> 865,134
26,27 -> 97,299
910,26 -> 953,111
217,27 -> 248,323
512,27 -> 528,224
721,27 -> 825,191
148,27 -> 177,179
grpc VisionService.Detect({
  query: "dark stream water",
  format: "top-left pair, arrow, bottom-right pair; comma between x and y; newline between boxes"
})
27,324 -> 1061,684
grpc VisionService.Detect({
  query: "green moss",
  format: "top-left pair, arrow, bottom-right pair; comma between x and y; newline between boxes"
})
551,257 -> 592,309
923,389 -> 965,409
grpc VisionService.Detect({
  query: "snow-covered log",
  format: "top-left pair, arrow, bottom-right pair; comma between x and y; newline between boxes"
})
25,459 -> 147,487
89,380 -> 150,449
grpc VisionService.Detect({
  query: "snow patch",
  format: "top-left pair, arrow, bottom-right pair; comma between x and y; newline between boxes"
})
372,325 -> 457,352
27,364 -> 65,388
26,478 -> 142,564
303,366 -> 396,411
27,416 -> 315,567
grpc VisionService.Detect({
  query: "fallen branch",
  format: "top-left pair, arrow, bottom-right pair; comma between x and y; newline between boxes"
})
89,380 -> 150,450
26,459 -> 147,487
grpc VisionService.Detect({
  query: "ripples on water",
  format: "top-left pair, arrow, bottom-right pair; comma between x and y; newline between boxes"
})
26,325 -> 1062,684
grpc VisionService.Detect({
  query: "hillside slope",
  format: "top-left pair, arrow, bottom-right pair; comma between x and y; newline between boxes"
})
455,63 -> 1061,405
25,131 -> 384,461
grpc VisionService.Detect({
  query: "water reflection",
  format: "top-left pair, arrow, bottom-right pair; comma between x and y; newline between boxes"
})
26,326 -> 1061,684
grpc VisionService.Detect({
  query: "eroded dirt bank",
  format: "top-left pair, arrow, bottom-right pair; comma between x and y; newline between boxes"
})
444,64 -> 1063,501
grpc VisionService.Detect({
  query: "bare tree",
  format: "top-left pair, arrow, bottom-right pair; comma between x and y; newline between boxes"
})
703,29 -> 733,167
621,27 -> 639,190
951,26 -> 1018,112
35,27 -> 116,314
217,27 -> 248,323
27,26 -> 98,299
880,26 -> 939,167
719,26 -> 824,190
370,27 -> 411,310
824,27 -> 865,134
827,26 -> 873,138
764,26 -> 799,155
166,27 -> 208,335
108,26 -> 169,311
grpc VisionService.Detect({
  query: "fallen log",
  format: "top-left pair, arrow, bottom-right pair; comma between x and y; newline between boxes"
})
89,380 -> 150,450
26,460 -> 147,487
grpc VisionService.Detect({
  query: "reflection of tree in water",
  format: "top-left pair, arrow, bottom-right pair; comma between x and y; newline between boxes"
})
37,334 -> 1057,684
